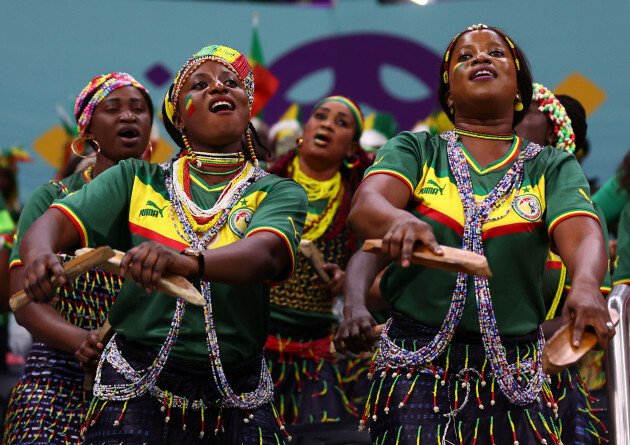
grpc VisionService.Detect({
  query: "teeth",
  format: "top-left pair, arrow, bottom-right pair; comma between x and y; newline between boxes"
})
475,70 -> 493,77
212,100 -> 232,110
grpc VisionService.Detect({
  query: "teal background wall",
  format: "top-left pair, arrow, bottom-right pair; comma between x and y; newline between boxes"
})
1,0 -> 627,198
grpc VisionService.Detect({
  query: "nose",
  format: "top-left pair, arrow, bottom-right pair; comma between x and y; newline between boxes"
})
209,78 -> 228,94
471,50 -> 491,65
120,108 -> 135,122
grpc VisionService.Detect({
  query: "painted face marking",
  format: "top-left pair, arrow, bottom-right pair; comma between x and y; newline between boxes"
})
185,94 -> 195,117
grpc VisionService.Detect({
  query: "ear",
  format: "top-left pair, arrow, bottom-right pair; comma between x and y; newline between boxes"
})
347,140 -> 361,158
445,90 -> 453,108
546,121 -> 558,146
172,112 -> 184,133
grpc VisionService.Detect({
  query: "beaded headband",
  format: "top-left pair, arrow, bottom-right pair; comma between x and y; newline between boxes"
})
441,24 -> 521,85
75,72 -> 149,137
312,95 -> 364,141
531,83 -> 576,152
164,45 -> 254,125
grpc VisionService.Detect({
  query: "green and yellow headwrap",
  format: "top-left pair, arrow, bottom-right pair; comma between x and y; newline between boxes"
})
312,96 -> 364,141
164,44 -> 254,125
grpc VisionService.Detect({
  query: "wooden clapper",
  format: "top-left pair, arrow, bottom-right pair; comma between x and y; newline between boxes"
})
9,246 -> 205,390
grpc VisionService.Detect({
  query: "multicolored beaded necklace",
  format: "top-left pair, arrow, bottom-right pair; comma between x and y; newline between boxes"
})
454,126 -> 514,141
373,130 -> 545,406
94,156 -> 273,411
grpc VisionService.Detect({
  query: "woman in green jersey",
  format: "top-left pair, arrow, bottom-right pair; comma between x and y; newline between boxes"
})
16,45 -> 307,444
338,25 -> 613,444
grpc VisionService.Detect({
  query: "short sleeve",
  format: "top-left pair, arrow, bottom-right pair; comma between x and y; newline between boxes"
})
363,131 -> 428,196
245,176 -> 308,284
10,183 -> 60,269
51,161 -> 134,250
612,201 -> 630,286
544,151 -> 599,239
592,174 -> 627,227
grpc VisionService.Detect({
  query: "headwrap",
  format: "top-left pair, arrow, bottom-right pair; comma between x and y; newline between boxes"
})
74,72 -> 149,137
531,83 -> 576,152
164,45 -> 254,126
312,96 -> 364,141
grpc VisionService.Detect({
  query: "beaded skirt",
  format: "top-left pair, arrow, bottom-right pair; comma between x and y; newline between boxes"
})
83,336 -> 290,445
265,320 -> 369,426
3,262 -> 121,445
363,313 -> 564,445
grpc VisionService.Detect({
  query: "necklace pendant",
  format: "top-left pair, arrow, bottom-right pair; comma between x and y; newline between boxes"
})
196,159 -> 202,168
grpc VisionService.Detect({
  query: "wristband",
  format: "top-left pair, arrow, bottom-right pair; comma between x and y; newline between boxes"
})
180,247 -> 205,280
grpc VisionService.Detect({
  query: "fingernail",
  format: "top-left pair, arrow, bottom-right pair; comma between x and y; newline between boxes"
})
402,259 -> 410,267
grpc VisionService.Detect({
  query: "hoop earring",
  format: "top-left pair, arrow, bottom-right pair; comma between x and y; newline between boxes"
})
71,137 -> 100,159
514,100 -> 523,112
343,154 -> 359,169
295,138 -> 303,155
145,142 -> 153,163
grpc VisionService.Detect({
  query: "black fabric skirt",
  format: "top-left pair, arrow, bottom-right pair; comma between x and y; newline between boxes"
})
364,312 -> 562,445
83,336 -> 289,445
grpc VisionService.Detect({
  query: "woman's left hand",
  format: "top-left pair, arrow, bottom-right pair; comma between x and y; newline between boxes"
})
119,242 -> 198,293
310,263 -> 344,297
561,283 -> 614,350
74,329 -> 103,372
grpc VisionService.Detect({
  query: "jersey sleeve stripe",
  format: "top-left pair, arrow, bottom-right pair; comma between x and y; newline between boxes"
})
128,222 -> 188,252
548,210 -> 600,237
246,227 -> 295,285
363,170 -> 414,196
9,259 -> 22,271
50,203 -> 88,247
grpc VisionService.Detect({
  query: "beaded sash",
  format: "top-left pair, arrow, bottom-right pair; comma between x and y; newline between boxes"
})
94,161 -> 274,410
371,131 -> 545,406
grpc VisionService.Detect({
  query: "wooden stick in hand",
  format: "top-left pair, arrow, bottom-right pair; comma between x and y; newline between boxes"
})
299,240 -> 330,283
83,319 -> 114,391
362,239 -> 492,278
10,246 -> 116,312
75,248 -> 205,306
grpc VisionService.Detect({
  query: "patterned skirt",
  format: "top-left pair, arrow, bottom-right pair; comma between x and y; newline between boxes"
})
363,313 -> 563,445
265,320 -> 369,425
82,336 -> 290,445
3,341 -> 89,445
549,366 -> 608,444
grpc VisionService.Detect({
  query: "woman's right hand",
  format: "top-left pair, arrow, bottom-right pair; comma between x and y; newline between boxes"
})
381,214 -> 442,267
334,305 -> 377,355
22,252 -> 69,304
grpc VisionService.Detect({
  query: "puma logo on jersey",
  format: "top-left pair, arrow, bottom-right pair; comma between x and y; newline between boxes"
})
373,156 -> 384,165
420,179 -> 446,196
139,200 -> 168,218
288,216 -> 300,239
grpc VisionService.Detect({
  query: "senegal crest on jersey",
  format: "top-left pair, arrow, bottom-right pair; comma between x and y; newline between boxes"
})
512,194 -> 542,221
229,207 -> 253,238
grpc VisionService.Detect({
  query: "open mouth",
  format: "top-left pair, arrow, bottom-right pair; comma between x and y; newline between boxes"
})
118,127 -> 140,144
470,66 -> 497,80
210,98 -> 235,113
313,130 -> 331,147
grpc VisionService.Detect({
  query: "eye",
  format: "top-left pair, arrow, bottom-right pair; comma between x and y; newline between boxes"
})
192,81 -> 207,90
314,112 -> 327,120
336,119 -> 349,128
458,53 -> 471,62
490,49 -> 504,57
224,78 -> 238,88
104,106 -> 120,113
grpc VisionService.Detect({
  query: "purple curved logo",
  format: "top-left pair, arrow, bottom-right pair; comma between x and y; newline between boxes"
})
266,33 -> 441,131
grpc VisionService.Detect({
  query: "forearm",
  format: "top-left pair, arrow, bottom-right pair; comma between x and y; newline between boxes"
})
20,208 -> 81,265
169,232 -> 291,285
554,216 -> 607,293
343,251 -> 389,311
11,266 -> 86,353
348,190 -> 412,241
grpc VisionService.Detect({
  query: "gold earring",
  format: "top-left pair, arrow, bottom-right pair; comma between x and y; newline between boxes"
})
514,100 -> 523,112
71,137 -> 100,159
450,105 -> 455,115
145,142 -> 153,163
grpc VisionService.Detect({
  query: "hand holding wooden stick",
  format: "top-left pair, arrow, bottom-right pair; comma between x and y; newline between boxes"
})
299,240 -> 330,283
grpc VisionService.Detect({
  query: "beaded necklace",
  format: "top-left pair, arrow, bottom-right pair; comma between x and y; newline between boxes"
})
186,151 -> 246,176
454,126 -> 514,141
94,158 -> 272,410
289,156 -> 343,241
373,131 -> 545,406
